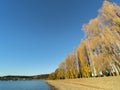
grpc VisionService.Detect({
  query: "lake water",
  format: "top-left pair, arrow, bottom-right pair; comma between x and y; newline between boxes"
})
0,80 -> 51,90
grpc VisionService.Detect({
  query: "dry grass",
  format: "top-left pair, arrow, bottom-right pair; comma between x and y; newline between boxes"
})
47,76 -> 120,90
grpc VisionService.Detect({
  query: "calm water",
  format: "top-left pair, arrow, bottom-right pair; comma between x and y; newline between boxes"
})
0,80 -> 51,90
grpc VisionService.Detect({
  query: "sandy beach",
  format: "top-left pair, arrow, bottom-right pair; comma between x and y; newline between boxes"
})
47,76 -> 120,90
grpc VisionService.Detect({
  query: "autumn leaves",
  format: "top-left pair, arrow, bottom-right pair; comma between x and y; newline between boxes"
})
48,1 -> 120,79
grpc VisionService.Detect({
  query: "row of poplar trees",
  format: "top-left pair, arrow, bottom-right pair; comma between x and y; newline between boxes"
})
48,1 -> 120,80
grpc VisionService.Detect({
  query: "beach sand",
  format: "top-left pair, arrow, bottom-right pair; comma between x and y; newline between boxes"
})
47,76 -> 120,90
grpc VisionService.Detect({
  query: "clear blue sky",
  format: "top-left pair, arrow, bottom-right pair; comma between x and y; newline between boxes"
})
0,0 -> 119,76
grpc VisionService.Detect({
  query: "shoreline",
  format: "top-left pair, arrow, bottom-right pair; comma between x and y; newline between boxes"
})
46,76 -> 120,90
46,81 -> 58,90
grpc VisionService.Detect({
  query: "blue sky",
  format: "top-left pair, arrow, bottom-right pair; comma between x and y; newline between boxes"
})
0,0 -> 119,76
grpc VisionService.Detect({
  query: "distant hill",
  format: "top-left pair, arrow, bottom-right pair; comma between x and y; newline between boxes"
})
0,74 -> 49,80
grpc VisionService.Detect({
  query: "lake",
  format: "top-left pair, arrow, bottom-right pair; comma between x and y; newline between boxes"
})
0,80 -> 51,90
